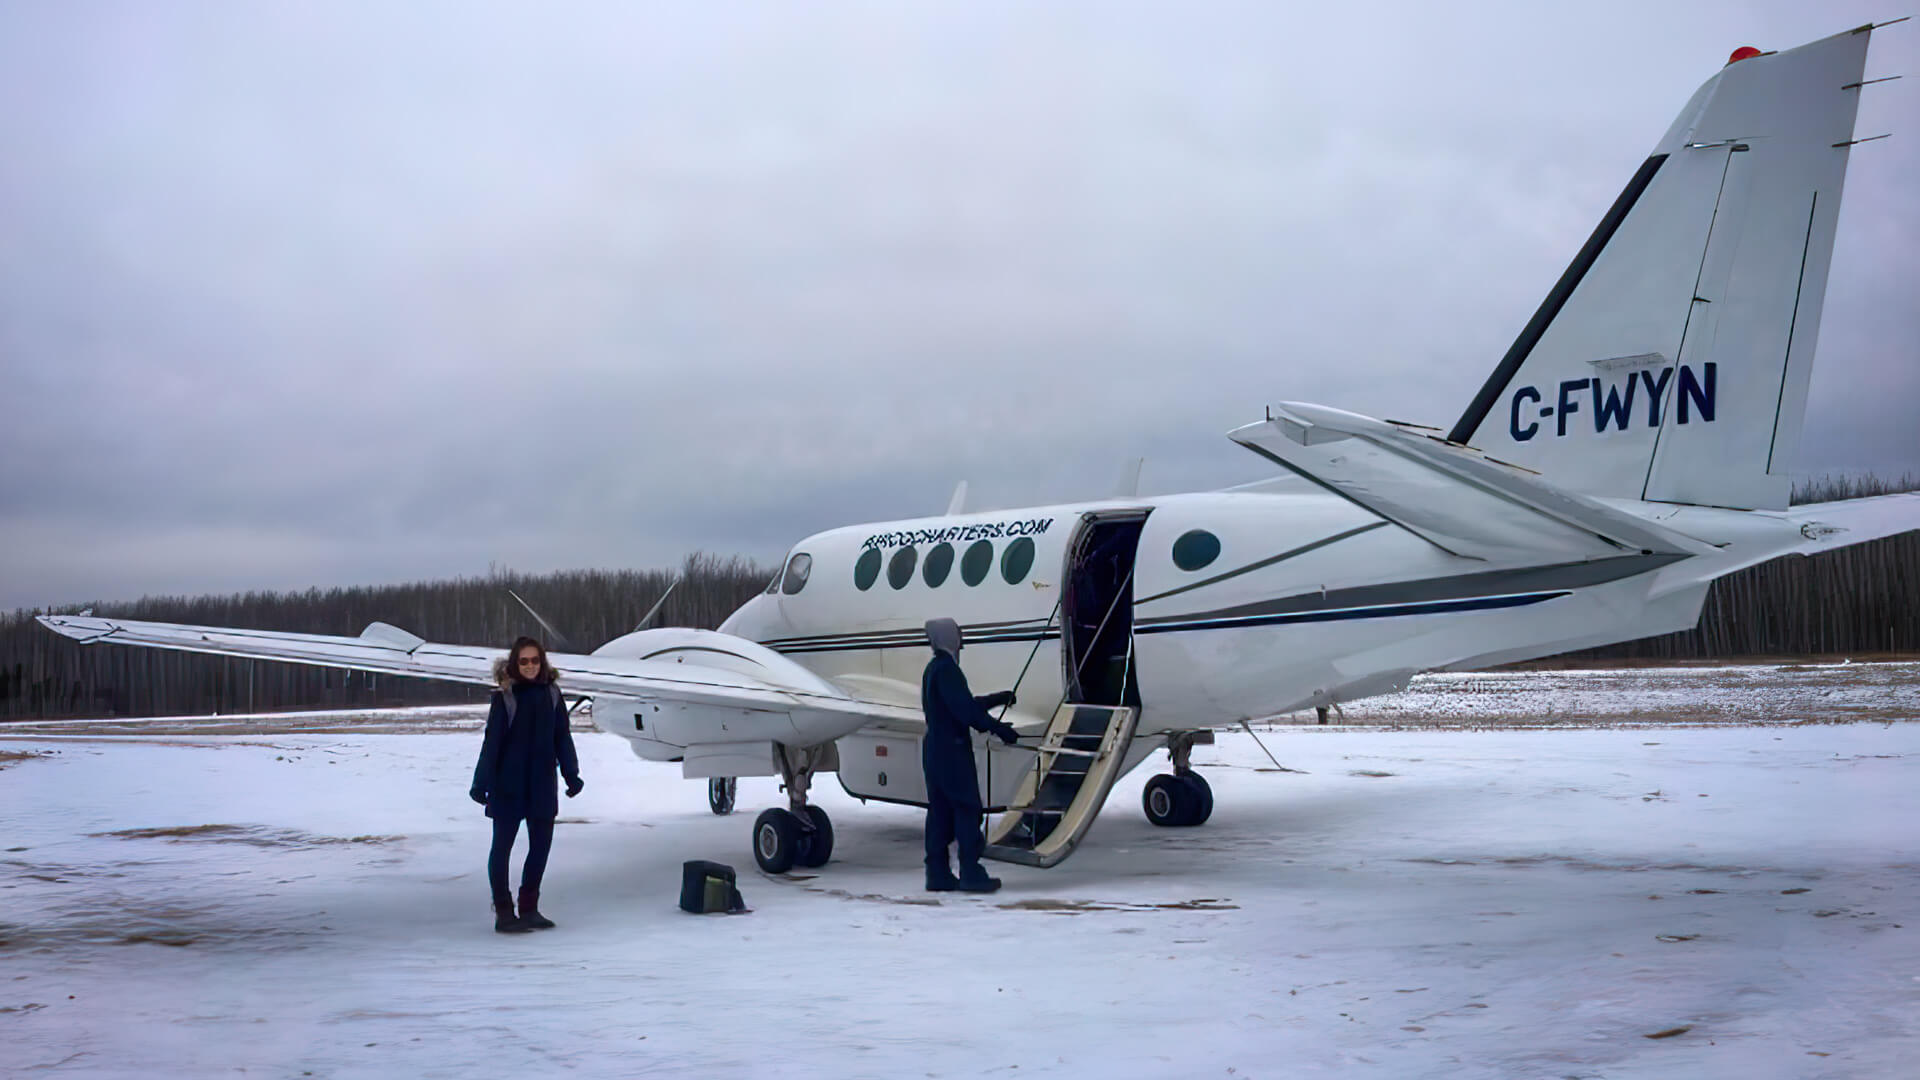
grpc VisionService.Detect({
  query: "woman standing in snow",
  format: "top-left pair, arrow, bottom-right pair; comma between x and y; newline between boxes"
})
470,636 -> 584,933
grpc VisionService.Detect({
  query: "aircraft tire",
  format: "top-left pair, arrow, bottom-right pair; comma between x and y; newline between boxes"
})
1143,774 -> 1196,827
1180,773 -> 1214,826
709,777 -> 737,816
753,808 -> 801,874
794,805 -> 834,867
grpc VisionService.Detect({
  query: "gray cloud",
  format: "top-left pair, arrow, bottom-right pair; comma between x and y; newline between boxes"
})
4,1 -> 1915,609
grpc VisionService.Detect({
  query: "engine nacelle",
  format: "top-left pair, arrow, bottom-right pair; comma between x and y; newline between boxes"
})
587,630 -> 866,769
592,627 -> 842,697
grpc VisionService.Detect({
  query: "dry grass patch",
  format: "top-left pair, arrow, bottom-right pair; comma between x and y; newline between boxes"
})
92,824 -> 404,848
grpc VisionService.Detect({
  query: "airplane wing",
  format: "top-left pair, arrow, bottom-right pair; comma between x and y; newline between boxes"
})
35,614 -> 923,733
1228,402 -> 1719,562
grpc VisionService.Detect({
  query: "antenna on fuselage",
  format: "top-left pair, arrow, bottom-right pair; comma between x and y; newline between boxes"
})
945,481 -> 969,516
1113,457 -> 1144,498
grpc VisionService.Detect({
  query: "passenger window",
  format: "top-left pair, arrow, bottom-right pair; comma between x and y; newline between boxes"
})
961,540 -> 994,586
923,542 -> 955,587
854,548 -> 882,591
887,546 -> 918,589
1172,530 -> 1221,572
1001,537 -> 1035,584
780,552 -> 813,596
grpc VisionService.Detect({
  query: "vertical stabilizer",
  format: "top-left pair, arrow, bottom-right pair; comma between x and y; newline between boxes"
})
1449,28 -> 1873,510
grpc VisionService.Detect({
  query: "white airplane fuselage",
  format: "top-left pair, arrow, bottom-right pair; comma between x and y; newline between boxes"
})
701,488 -> 1787,739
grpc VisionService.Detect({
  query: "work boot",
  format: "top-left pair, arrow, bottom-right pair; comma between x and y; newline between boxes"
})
493,896 -> 530,934
517,887 -> 556,930
956,866 -> 1002,894
925,864 -> 959,892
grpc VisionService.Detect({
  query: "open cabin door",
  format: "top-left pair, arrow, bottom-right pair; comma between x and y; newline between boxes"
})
985,511 -> 1147,868
1061,512 -> 1146,709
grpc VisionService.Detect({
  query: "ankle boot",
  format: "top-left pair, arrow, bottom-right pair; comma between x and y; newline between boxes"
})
493,896 -> 530,934
517,887 -> 555,930
956,866 -> 1002,893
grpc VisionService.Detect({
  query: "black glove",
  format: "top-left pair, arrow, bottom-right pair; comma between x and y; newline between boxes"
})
981,690 -> 1016,711
565,776 -> 584,798
992,723 -> 1019,746
468,787 -> 488,806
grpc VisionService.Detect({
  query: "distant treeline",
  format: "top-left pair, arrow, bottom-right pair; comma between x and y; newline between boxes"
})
3,477 -> 1915,719
1,555 -> 771,720
1576,473 -> 1920,661
1571,530 -> 1918,661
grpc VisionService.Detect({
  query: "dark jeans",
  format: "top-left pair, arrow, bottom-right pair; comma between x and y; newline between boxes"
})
488,815 -> 555,901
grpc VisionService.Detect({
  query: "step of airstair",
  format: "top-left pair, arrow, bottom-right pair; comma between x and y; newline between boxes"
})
983,702 -> 1139,868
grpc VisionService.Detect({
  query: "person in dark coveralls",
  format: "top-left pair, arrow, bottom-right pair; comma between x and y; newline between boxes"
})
470,637 -> 584,933
920,618 -> 1019,893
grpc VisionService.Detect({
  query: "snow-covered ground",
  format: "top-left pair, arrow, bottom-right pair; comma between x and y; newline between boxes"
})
2,668 -> 1917,1078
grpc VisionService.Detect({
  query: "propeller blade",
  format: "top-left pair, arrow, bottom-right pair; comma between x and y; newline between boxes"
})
635,578 -> 680,631
506,588 -> 576,653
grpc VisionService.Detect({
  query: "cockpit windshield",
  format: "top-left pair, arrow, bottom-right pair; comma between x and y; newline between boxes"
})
781,552 -> 813,596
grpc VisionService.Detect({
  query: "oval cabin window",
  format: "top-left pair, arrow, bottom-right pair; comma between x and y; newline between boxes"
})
781,552 -> 812,595
923,542 -> 955,587
1000,537 -> 1035,585
854,548 -> 882,591
961,540 -> 994,586
887,546 -> 919,590
1172,530 -> 1221,572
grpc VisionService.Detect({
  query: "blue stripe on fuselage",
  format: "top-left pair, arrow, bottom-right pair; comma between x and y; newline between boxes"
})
763,591 -> 1567,654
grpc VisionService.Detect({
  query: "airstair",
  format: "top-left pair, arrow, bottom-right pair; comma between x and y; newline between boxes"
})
981,509 -> 1147,868
982,701 -> 1139,868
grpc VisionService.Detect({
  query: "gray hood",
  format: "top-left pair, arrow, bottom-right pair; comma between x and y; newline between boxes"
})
925,618 -> 963,657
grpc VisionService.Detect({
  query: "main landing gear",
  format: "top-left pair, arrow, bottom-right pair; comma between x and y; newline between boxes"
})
1142,731 -> 1214,828
750,743 -> 837,874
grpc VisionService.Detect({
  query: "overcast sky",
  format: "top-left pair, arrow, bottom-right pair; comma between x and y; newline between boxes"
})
3,1 -> 1915,611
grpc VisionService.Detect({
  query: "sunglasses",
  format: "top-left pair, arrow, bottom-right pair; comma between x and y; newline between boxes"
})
516,656 -> 542,667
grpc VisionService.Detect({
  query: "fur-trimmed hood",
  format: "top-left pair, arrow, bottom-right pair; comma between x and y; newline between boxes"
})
493,656 -> 560,692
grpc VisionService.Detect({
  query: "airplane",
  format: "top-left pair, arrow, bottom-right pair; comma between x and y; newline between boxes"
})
38,24 -> 1919,875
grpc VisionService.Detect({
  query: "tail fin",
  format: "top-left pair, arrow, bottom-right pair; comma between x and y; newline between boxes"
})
1448,27 -> 1874,511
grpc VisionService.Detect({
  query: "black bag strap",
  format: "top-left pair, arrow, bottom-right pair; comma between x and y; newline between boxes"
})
501,681 -> 563,725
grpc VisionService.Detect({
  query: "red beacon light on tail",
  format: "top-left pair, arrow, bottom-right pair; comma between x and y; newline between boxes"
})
1728,46 -> 1764,64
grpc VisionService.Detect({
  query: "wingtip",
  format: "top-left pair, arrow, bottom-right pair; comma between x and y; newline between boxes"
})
36,614 -> 116,642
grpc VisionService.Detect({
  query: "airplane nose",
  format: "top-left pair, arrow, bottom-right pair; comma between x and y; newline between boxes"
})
718,593 -> 788,641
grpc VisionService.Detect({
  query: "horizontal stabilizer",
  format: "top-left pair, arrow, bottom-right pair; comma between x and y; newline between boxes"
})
1787,492 -> 1920,550
1229,403 -> 1717,561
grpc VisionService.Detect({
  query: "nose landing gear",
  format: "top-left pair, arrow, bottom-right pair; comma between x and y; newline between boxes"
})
1142,731 -> 1214,828
708,776 -> 737,815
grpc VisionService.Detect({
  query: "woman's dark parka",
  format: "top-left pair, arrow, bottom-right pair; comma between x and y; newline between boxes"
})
471,667 -> 581,822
